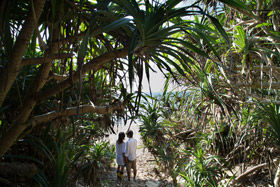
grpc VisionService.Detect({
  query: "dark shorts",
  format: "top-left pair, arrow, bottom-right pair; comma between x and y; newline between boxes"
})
126,159 -> 136,171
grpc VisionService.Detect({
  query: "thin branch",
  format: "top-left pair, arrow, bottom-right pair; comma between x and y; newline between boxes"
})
234,82 -> 280,89
226,20 -> 257,31
246,100 -> 280,105
54,32 -> 86,47
53,28 -> 100,47
246,65 -> 280,72
234,65 -> 280,78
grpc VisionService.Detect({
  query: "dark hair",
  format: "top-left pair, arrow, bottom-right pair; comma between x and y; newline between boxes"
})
117,132 -> 125,144
127,130 -> 133,138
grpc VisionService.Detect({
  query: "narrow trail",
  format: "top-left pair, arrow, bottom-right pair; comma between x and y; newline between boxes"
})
101,124 -> 173,187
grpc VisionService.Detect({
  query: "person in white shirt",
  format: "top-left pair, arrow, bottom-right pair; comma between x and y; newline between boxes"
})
125,130 -> 137,181
116,132 -> 126,180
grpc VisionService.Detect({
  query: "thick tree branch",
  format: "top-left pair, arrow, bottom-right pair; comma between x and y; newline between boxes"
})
48,73 -> 68,82
21,53 -> 73,66
34,47 -> 129,101
34,101 -> 125,124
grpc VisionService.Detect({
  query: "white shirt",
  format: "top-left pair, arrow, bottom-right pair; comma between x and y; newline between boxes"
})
116,141 -> 126,166
125,137 -> 137,161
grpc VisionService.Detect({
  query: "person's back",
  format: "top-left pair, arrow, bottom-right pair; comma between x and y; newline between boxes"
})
116,141 -> 125,165
125,130 -> 137,181
126,137 -> 137,159
116,132 -> 125,181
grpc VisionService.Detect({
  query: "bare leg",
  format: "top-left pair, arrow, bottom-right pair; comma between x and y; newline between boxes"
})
126,163 -> 131,181
133,169 -> 137,181
132,160 -> 137,181
127,168 -> 131,181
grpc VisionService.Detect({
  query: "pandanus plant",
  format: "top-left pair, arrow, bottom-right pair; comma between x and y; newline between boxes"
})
113,0 -> 229,91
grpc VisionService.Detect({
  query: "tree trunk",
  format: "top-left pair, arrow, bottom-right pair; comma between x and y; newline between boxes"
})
0,98 -> 36,158
0,0 -> 58,158
0,0 -> 46,106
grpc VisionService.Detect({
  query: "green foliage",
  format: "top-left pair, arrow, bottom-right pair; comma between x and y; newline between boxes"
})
28,128 -> 86,187
5,123 -> 116,187
178,145 -> 224,187
75,140 -> 115,185
138,92 -> 183,185
256,102 -> 280,147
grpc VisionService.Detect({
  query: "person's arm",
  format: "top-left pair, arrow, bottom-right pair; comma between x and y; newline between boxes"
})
125,141 -> 129,162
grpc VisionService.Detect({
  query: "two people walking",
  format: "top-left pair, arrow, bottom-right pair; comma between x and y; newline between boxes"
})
116,130 -> 137,181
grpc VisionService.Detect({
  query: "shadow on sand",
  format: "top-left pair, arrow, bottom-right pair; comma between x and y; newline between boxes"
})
99,166 -> 173,187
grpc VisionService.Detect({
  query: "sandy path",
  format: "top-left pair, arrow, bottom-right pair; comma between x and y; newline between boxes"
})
101,123 -> 172,187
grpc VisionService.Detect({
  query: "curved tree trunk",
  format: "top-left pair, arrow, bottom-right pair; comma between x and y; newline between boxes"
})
0,0 -> 46,106
0,99 -> 37,158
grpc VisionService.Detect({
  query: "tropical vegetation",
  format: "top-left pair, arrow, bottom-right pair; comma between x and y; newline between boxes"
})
0,0 -> 280,186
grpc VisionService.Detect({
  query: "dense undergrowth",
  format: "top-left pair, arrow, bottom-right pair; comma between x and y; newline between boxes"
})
1,121 -> 116,186
138,88 -> 280,186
